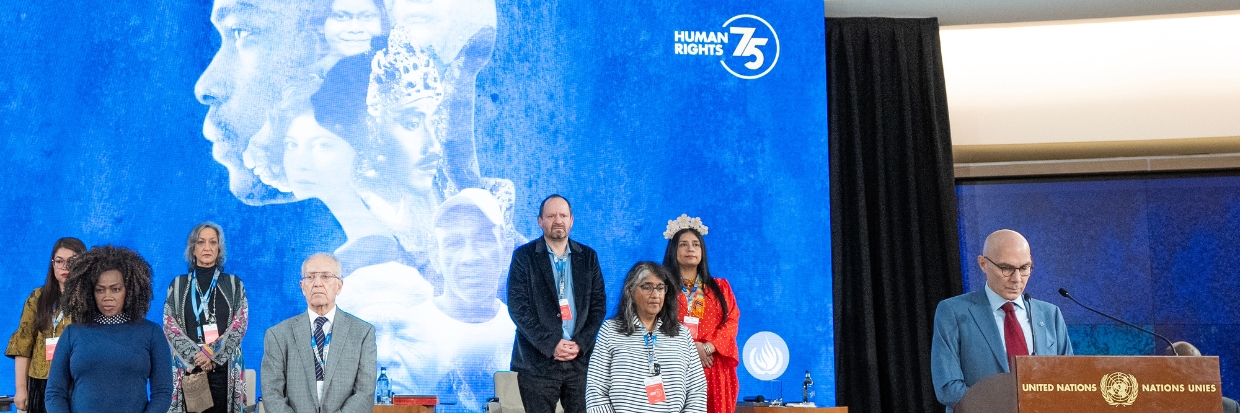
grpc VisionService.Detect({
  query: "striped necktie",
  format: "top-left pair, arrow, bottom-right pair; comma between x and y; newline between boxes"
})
314,316 -> 327,381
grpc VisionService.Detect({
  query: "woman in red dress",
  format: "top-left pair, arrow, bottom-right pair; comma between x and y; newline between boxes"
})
663,215 -> 739,413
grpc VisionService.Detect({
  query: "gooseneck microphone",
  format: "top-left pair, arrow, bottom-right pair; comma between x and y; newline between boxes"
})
1058,288 -> 1179,356
1024,293 -> 1036,355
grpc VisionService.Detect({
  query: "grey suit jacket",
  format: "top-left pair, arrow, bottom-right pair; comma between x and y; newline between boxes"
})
930,290 -> 1073,412
261,308 -> 377,413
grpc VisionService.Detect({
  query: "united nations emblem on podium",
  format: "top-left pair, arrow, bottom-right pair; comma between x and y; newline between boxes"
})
1099,372 -> 1139,407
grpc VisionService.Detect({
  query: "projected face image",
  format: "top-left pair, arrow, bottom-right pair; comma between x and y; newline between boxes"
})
283,114 -> 357,200
324,0 -> 383,58
380,100 -> 442,193
191,3 -> 518,411
196,0 -> 324,204
435,204 -> 506,309
387,0 -> 496,63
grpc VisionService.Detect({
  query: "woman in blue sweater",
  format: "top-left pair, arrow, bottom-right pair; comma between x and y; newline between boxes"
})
45,245 -> 173,413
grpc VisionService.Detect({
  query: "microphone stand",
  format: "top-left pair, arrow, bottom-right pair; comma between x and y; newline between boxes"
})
1058,288 -> 1178,356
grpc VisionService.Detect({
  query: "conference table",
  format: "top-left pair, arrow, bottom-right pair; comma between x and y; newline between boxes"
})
736,406 -> 849,413
369,404 -> 849,413
375,406 -> 434,413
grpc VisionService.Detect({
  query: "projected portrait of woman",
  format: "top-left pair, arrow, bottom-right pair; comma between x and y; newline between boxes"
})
197,1 -> 520,410
323,0 -> 384,60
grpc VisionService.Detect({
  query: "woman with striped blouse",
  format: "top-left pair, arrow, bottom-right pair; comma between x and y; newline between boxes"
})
586,261 -> 707,413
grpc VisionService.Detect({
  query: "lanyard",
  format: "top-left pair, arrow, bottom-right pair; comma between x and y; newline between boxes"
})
683,277 -> 706,318
552,253 -> 569,299
190,269 -> 221,323
640,323 -> 660,376
49,311 -> 64,338
310,331 -> 333,372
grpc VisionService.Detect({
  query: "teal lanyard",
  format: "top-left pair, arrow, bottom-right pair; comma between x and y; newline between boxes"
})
311,332 -> 333,371
190,269 -> 220,340
49,311 -> 64,338
552,254 -> 569,299
640,322 -> 660,376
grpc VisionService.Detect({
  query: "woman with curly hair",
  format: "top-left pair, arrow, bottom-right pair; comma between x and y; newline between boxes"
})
44,245 -> 173,413
662,215 -> 740,413
6,237 -> 86,413
162,222 -> 249,413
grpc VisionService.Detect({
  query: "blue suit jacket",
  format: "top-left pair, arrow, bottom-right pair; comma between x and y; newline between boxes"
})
930,290 -> 1073,411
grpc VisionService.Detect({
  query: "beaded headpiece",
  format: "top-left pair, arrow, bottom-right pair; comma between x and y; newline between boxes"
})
664,214 -> 708,239
367,26 -> 444,118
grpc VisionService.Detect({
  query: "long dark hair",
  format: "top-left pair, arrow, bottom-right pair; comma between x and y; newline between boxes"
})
34,237 -> 86,331
662,228 -> 729,324
63,245 -> 155,324
611,262 -> 680,337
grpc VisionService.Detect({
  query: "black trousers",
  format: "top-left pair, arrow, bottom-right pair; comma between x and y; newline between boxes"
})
517,370 -> 586,413
204,367 -> 230,413
26,376 -> 47,413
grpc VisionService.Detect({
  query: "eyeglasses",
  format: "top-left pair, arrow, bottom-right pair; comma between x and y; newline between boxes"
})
637,283 -> 667,293
301,272 -> 341,283
982,256 -> 1032,278
52,258 -> 72,269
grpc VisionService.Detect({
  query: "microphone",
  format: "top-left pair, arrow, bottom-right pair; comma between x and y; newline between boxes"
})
1024,293 -> 1035,355
1058,288 -> 1178,356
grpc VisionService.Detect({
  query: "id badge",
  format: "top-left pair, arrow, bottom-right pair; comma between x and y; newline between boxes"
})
682,316 -> 700,338
644,376 -> 666,404
202,323 -> 220,345
559,298 -> 572,321
45,337 -> 59,361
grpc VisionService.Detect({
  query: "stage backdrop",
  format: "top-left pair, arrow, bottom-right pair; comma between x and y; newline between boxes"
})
958,174 -> 1240,400
0,0 -> 831,410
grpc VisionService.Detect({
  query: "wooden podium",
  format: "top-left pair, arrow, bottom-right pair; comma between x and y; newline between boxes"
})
956,356 -> 1223,413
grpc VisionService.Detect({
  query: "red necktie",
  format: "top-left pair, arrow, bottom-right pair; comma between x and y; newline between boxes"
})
1001,302 -> 1029,362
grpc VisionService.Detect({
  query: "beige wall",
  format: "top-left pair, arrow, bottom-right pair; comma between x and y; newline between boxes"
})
940,11 -> 1240,163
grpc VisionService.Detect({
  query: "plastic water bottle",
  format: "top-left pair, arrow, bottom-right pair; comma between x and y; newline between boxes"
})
376,367 -> 392,405
802,370 -> 815,404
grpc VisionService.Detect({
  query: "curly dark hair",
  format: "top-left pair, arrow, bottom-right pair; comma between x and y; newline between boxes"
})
63,245 -> 154,324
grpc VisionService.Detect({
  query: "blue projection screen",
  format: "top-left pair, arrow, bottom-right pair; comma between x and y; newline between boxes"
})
0,0 -> 832,410
959,174 -> 1240,401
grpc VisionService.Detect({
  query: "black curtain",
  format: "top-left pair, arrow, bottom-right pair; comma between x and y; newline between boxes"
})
828,18 -> 963,413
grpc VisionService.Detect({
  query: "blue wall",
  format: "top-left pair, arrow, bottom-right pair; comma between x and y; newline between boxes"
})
958,174 -> 1240,399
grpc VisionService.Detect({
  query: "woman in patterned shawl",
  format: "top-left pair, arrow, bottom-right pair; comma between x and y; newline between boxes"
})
162,222 -> 249,413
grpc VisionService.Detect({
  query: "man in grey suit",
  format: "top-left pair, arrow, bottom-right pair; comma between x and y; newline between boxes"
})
262,253 -> 377,413
931,229 -> 1073,412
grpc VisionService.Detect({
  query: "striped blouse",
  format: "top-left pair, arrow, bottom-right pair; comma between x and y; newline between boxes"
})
586,318 -> 707,413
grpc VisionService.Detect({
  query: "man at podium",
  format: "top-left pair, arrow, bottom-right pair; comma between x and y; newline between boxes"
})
930,229 -> 1073,412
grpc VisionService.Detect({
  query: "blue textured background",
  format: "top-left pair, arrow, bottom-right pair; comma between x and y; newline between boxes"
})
0,0 -> 832,407
958,175 -> 1240,400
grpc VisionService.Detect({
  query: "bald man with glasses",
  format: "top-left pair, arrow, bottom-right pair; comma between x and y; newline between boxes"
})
930,229 -> 1073,413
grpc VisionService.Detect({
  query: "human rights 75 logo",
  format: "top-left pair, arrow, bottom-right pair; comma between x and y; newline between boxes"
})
721,14 -> 780,79
673,14 -> 781,80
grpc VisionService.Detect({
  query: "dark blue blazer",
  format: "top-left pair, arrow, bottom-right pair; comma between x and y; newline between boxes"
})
930,290 -> 1073,412
507,237 -> 607,377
